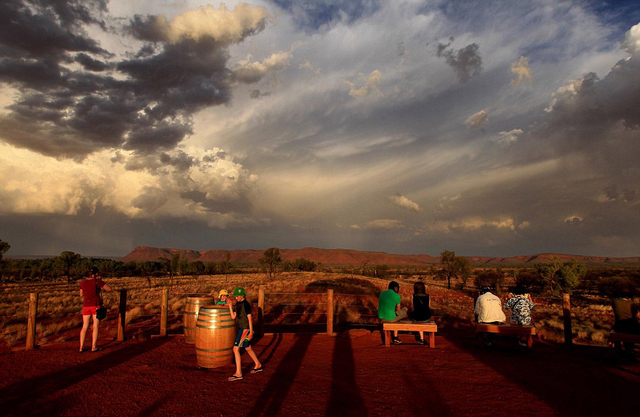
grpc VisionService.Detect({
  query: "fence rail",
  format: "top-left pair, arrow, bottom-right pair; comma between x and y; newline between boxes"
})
17,286 -> 382,349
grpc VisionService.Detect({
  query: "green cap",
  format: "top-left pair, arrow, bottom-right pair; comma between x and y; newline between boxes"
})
233,287 -> 246,297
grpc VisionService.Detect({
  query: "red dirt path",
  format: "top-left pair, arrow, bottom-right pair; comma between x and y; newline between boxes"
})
1,330 -> 639,417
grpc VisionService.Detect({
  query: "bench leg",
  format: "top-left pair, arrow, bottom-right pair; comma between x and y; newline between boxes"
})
429,332 -> 435,348
526,335 -> 533,349
384,330 -> 390,347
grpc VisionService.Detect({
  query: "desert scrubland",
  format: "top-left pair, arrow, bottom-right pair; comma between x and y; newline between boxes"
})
1,266 -> 638,350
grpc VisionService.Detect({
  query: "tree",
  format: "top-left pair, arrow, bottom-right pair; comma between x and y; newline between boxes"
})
170,253 -> 180,287
0,239 -> 10,281
439,250 -> 472,290
59,251 -> 81,285
536,258 -> 587,346
259,247 -> 282,279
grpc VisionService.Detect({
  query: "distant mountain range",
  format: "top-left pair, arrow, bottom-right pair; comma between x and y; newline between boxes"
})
121,246 -> 640,266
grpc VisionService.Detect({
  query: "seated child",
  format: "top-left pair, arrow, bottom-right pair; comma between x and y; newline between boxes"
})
412,281 -> 432,345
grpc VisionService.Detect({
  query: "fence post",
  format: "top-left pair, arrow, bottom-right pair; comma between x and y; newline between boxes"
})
562,293 -> 572,346
258,286 -> 265,336
117,289 -> 127,342
26,293 -> 38,349
160,288 -> 168,337
327,289 -> 334,336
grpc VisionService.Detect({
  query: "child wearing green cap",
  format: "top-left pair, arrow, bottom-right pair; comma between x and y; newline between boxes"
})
227,287 -> 262,381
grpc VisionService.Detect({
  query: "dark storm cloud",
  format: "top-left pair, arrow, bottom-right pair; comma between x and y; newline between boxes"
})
269,0 -> 380,31
0,1 -> 265,159
435,39 -> 483,83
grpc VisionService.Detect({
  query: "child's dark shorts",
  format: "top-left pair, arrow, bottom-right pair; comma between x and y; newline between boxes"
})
234,328 -> 251,348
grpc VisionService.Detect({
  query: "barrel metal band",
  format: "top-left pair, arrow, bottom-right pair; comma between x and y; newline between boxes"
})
196,324 -> 236,329
196,347 -> 234,353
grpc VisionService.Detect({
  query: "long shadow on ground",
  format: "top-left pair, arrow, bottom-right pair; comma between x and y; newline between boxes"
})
441,326 -> 640,417
247,334 -> 314,417
0,338 -> 171,416
326,334 -> 367,416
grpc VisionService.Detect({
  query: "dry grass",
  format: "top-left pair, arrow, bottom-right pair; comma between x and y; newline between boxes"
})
0,271 -> 623,348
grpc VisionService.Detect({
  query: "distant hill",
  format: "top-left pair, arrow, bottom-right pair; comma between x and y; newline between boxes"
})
121,246 -> 640,266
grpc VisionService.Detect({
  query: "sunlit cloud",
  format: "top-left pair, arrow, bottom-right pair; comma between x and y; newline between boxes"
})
510,56 -> 532,86
388,193 -> 421,212
346,70 -> 383,98
465,110 -> 489,129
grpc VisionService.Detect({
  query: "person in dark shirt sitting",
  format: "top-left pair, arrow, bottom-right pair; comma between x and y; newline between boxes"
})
412,281 -> 432,345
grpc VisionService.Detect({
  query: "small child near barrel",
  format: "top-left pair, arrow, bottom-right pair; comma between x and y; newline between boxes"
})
227,287 -> 263,381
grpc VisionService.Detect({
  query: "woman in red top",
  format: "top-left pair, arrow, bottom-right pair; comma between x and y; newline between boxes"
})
79,267 -> 112,352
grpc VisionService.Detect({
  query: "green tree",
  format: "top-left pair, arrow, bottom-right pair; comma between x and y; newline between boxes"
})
535,258 -> 587,346
259,247 -> 282,279
170,253 -> 180,286
439,250 -> 472,290
59,251 -> 81,285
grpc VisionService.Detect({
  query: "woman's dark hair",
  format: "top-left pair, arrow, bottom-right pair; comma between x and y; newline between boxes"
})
513,285 -> 527,295
413,281 -> 426,295
90,266 -> 99,275
388,281 -> 399,291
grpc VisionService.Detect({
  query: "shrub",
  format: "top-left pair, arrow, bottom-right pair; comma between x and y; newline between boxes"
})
475,270 -> 505,295
597,276 -> 637,297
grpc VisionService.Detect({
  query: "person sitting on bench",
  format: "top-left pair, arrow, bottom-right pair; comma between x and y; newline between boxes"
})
412,281 -> 432,345
474,286 -> 506,346
612,291 -> 640,355
378,281 -> 408,345
504,286 -> 535,347
612,291 -> 640,335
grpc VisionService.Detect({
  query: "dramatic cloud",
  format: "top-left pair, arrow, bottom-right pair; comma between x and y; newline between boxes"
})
0,1 -> 269,158
436,39 -> 483,83
622,22 -> 640,54
3,1 -> 640,257
465,110 -> 489,129
510,56 -> 532,85
388,194 -> 421,212
0,143 -> 260,228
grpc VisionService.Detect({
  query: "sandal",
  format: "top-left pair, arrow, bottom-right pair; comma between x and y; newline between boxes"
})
228,374 -> 243,381
91,347 -> 102,352
251,366 -> 264,374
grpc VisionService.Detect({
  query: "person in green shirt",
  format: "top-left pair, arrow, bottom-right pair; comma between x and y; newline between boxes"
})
378,281 -> 407,344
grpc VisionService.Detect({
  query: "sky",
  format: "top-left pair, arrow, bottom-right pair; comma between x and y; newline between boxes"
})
1,0 -> 640,258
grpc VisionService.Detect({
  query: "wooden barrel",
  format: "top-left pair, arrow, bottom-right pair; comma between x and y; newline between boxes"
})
184,296 -> 214,344
195,305 -> 237,368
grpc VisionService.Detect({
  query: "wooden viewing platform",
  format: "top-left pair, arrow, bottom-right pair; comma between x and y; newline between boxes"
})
383,321 -> 437,348
475,323 -> 536,349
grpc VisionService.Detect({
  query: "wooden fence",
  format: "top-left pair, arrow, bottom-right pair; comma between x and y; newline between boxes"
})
21,286 -> 344,349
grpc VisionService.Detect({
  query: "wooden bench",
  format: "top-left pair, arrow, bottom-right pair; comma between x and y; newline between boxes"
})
475,323 -> 536,349
382,321 -> 437,348
608,331 -> 640,351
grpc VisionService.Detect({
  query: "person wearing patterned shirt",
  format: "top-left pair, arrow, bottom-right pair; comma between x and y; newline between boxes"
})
504,286 -> 535,326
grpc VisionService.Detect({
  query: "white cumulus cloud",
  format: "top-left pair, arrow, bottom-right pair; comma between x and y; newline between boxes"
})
388,193 -> 422,212
465,110 -> 489,129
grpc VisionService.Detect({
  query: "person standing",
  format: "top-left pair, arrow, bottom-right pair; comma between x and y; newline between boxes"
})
227,287 -> 262,381
79,267 -> 111,352
216,289 -> 230,306
378,281 -> 408,344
